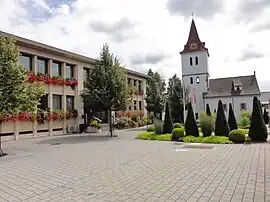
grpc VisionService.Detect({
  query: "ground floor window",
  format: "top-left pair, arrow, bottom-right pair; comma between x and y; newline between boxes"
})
38,94 -> 48,110
66,96 -> 75,110
240,103 -> 247,110
53,95 -> 62,110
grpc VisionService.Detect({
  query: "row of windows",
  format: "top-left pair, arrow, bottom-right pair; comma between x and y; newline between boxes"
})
39,94 -> 74,110
190,76 -> 200,84
128,100 -> 143,111
210,103 -> 247,112
127,78 -> 143,91
20,54 -> 74,79
190,57 -> 199,66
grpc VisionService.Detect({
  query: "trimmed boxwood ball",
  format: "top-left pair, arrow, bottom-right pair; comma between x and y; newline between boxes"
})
173,123 -> 182,128
171,127 -> 185,141
147,125 -> 155,132
229,129 -> 246,143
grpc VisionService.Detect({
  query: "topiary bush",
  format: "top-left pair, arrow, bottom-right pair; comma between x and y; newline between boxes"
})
147,125 -> 155,132
185,102 -> 199,137
199,113 -> 214,137
171,127 -> 185,141
249,96 -> 268,142
163,102 -> 173,134
263,108 -> 269,124
228,103 -> 238,130
215,100 -> 230,137
206,103 -> 211,116
173,123 -> 182,128
154,119 -> 163,134
229,129 -> 246,143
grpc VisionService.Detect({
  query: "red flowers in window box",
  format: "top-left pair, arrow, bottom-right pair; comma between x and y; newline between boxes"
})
27,72 -> 78,88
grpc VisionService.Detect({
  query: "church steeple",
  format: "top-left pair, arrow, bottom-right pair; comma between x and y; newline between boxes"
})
180,19 -> 209,56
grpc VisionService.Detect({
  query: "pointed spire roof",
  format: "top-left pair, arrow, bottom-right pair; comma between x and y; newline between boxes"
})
180,19 -> 209,56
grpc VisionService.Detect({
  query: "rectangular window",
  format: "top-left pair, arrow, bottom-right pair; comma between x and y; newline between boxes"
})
195,113 -> 199,120
139,101 -> 142,110
240,103 -> 247,110
37,58 -> 48,74
134,80 -> 137,87
223,104 -> 228,111
195,56 -> 199,65
196,77 -> 200,83
128,106 -> 132,110
65,64 -> 74,79
138,81 -> 142,91
190,57 -> 193,66
133,100 -> 137,111
38,94 -> 48,110
53,95 -> 62,110
20,53 -> 32,71
52,61 -> 61,77
83,68 -> 90,87
127,78 -> 131,85
190,77 -> 193,84
66,96 -> 74,110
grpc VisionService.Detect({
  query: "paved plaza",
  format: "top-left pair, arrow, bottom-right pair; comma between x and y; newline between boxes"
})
0,129 -> 270,202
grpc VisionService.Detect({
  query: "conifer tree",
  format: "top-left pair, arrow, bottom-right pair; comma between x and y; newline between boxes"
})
228,103 -> 238,130
215,100 -> 230,136
206,104 -> 211,116
163,102 -> 173,134
185,102 -> 199,137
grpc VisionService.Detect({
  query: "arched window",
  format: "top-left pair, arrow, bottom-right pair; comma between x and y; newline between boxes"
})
195,56 -> 199,65
190,77 -> 193,84
190,57 -> 193,66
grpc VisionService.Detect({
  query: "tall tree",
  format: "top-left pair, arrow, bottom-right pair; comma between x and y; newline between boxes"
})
215,100 -> 230,136
249,97 -> 268,141
185,102 -> 199,137
0,36 -> 45,156
163,102 -> 173,134
167,74 -> 184,123
145,69 -> 166,120
206,104 -> 211,116
82,44 -> 133,137
228,103 -> 238,130
263,108 -> 269,124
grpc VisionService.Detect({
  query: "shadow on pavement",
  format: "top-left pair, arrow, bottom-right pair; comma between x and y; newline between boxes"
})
37,134 -> 114,145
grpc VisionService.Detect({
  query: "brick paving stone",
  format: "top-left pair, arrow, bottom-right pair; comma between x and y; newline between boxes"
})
0,130 -> 269,201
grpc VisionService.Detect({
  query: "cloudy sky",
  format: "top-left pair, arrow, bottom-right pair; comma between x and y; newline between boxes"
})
1,0 -> 270,90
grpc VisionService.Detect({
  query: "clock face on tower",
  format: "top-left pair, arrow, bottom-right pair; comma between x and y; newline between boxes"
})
189,42 -> 198,50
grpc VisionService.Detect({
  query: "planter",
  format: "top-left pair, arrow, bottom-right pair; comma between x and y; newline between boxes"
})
86,126 -> 101,133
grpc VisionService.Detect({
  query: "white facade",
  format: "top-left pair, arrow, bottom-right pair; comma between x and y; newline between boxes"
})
181,50 -> 209,119
204,95 -> 256,121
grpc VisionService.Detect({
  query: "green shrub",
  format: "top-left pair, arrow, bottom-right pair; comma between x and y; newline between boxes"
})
163,102 -> 173,134
249,96 -> 268,142
131,115 -> 138,122
228,103 -> 238,130
182,136 -> 231,144
172,127 -> 185,141
229,129 -> 246,143
89,120 -> 102,129
154,119 -> 163,134
147,125 -> 155,132
241,111 -> 251,120
215,100 -> 230,137
137,119 -> 146,127
238,116 -> 250,129
173,123 -> 182,128
185,102 -> 199,137
199,113 -> 214,137
135,132 -> 171,141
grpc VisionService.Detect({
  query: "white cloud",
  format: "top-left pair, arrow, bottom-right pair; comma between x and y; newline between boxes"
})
0,0 -> 270,90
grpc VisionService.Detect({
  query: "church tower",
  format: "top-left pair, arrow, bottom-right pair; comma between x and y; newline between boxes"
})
180,19 -> 209,119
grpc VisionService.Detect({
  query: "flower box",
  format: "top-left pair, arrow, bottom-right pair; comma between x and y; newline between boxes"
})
86,126 -> 101,133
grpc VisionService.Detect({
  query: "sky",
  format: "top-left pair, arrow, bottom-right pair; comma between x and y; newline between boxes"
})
1,0 -> 270,91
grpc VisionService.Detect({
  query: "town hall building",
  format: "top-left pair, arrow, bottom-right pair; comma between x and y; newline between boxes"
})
180,19 -> 261,120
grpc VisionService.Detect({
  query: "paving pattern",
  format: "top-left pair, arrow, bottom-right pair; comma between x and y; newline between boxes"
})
0,129 -> 270,202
